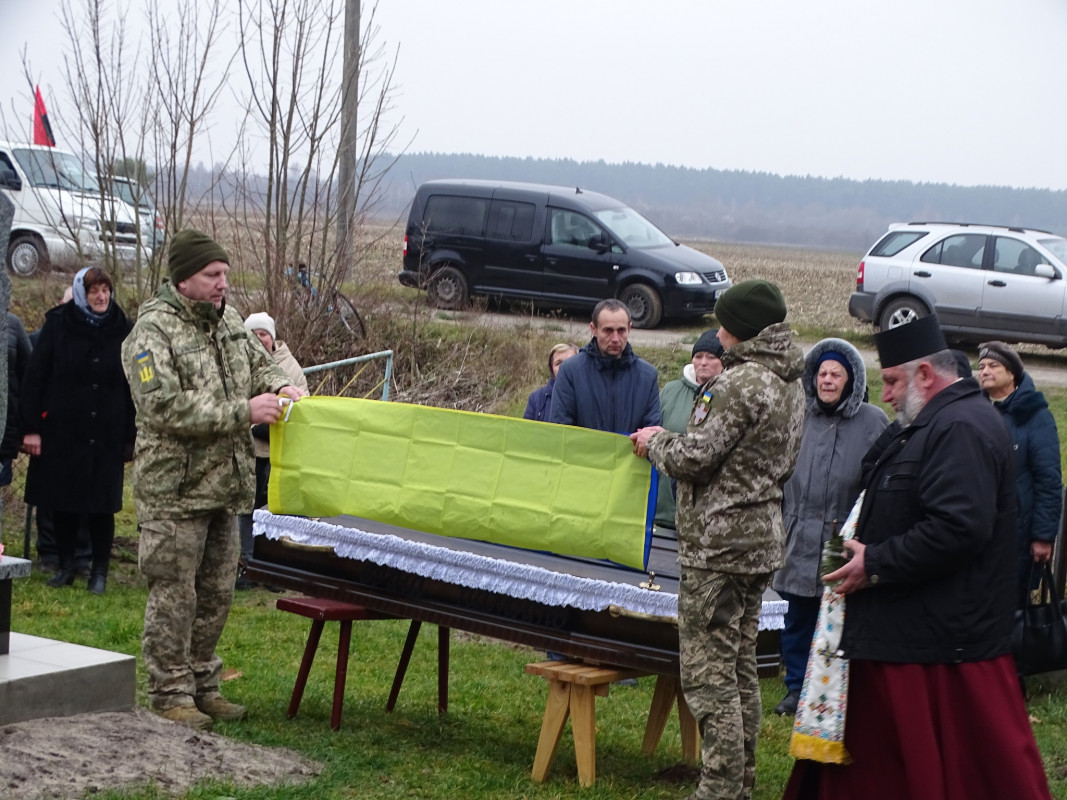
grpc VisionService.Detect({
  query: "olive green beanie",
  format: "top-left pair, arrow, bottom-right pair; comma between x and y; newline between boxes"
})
714,279 -> 787,341
168,229 -> 229,284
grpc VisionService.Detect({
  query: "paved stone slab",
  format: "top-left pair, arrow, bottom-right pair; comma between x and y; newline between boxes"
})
0,633 -> 136,724
0,556 -> 31,580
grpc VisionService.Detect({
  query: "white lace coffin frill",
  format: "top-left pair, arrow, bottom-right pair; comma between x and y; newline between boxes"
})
254,510 -> 787,630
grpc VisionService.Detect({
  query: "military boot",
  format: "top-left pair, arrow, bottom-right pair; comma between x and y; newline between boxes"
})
195,692 -> 248,722
157,703 -> 213,731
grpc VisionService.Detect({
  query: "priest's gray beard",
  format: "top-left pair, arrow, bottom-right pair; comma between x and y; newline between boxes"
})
897,373 -> 926,428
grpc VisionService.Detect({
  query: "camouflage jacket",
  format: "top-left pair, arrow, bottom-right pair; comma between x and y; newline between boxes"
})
121,281 -> 289,520
647,322 -> 805,574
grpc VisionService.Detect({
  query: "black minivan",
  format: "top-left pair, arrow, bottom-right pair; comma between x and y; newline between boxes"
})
399,179 -> 730,328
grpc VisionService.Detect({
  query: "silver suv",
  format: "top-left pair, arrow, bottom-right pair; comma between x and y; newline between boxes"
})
849,222 -> 1067,346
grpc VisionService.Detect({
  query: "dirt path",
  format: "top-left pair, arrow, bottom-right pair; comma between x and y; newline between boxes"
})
451,308 -> 1067,388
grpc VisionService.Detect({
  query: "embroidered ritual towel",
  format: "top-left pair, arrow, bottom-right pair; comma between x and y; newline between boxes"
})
788,491 -> 864,764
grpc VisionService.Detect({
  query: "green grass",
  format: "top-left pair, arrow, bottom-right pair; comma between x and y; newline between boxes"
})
7,498 -> 1067,799
3,549 -> 742,800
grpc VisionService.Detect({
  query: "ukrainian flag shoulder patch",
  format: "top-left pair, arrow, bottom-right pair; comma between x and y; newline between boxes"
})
134,350 -> 160,392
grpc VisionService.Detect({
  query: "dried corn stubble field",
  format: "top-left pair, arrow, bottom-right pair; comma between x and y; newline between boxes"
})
684,241 -> 867,335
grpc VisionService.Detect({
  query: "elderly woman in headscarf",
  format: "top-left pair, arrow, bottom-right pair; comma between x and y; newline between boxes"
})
21,267 -> 135,594
771,338 -> 888,716
236,311 -> 311,588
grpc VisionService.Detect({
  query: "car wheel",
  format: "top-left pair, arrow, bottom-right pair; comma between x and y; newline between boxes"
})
620,284 -> 663,328
428,266 -> 469,310
878,296 -> 928,330
7,234 -> 46,277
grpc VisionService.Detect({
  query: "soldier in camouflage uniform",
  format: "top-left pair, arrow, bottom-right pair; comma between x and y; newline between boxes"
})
122,230 -> 306,731
632,280 -> 804,800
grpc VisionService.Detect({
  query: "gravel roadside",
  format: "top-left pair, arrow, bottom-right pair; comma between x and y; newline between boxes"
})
451,307 -> 1067,389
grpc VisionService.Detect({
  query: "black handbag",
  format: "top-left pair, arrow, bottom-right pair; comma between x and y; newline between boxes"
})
1012,561 -> 1067,677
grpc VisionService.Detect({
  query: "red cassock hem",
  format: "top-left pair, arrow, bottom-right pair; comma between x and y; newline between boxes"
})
782,655 -> 1052,800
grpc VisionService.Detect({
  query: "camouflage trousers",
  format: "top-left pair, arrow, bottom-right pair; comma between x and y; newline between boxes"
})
139,511 -> 240,710
678,567 -> 769,800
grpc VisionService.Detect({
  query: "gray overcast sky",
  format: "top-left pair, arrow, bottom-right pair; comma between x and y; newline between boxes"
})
5,0 -> 1067,190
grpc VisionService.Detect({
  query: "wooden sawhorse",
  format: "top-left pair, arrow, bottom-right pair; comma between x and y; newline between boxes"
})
525,660 -> 699,787
277,596 -> 450,730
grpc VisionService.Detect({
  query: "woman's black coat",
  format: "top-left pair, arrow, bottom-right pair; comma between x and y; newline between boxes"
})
1,313 -> 33,461
22,301 -> 135,514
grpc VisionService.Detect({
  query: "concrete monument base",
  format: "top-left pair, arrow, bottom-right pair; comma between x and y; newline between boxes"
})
0,632 -> 136,724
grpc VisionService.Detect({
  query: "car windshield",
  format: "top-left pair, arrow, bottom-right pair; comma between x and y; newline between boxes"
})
108,179 -> 137,206
107,178 -> 153,208
593,206 -> 674,249
1038,237 -> 1067,264
12,148 -> 98,193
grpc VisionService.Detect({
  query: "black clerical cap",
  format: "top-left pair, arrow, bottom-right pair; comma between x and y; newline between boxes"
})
875,314 -> 948,368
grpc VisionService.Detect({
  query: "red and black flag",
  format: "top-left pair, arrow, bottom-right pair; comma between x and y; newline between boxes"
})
33,85 -> 55,147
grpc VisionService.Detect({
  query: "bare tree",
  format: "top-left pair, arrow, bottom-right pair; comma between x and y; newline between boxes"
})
226,0 -> 406,364
57,0 -> 155,285
44,0 -> 234,298
143,0 -> 235,291
21,0 -> 404,377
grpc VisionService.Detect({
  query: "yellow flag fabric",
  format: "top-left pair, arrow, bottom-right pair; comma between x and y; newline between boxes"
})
268,397 -> 655,569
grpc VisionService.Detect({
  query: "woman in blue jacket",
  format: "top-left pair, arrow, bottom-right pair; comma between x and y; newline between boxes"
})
977,341 -> 1063,607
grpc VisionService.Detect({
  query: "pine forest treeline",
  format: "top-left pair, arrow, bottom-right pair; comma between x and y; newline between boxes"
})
187,152 -> 1067,252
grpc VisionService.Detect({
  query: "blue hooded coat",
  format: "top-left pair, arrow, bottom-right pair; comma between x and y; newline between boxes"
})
990,372 -> 1062,598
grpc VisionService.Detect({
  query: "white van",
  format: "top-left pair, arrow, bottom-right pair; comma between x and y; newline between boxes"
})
0,141 -> 146,276
102,174 -> 165,254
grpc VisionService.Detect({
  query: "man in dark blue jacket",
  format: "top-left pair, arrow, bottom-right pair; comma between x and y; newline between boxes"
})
548,299 -> 660,434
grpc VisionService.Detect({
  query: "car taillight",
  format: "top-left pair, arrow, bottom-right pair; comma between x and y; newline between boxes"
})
856,260 -> 865,290
154,213 -> 164,230
403,234 -> 408,257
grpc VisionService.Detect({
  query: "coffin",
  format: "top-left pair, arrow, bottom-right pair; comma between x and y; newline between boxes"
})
248,510 -> 785,677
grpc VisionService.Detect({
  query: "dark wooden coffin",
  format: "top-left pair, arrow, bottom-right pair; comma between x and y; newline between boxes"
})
247,512 -> 783,678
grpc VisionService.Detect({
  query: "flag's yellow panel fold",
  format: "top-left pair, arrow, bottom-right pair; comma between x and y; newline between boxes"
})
268,397 -> 654,569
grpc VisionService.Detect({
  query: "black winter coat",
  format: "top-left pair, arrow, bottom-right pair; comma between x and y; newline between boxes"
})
22,302 -> 135,514
1,313 -> 33,461
842,378 -> 1017,664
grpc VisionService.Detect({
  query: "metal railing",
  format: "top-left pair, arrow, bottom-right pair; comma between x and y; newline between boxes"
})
303,349 -> 394,401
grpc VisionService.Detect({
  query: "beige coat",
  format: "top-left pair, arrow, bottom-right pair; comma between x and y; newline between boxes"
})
252,340 -> 308,458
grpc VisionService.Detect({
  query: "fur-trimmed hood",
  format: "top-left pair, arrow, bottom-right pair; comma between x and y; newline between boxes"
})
802,337 -> 868,419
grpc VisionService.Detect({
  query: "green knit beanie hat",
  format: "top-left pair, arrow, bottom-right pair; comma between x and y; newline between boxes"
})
714,279 -> 787,341
168,229 -> 229,284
